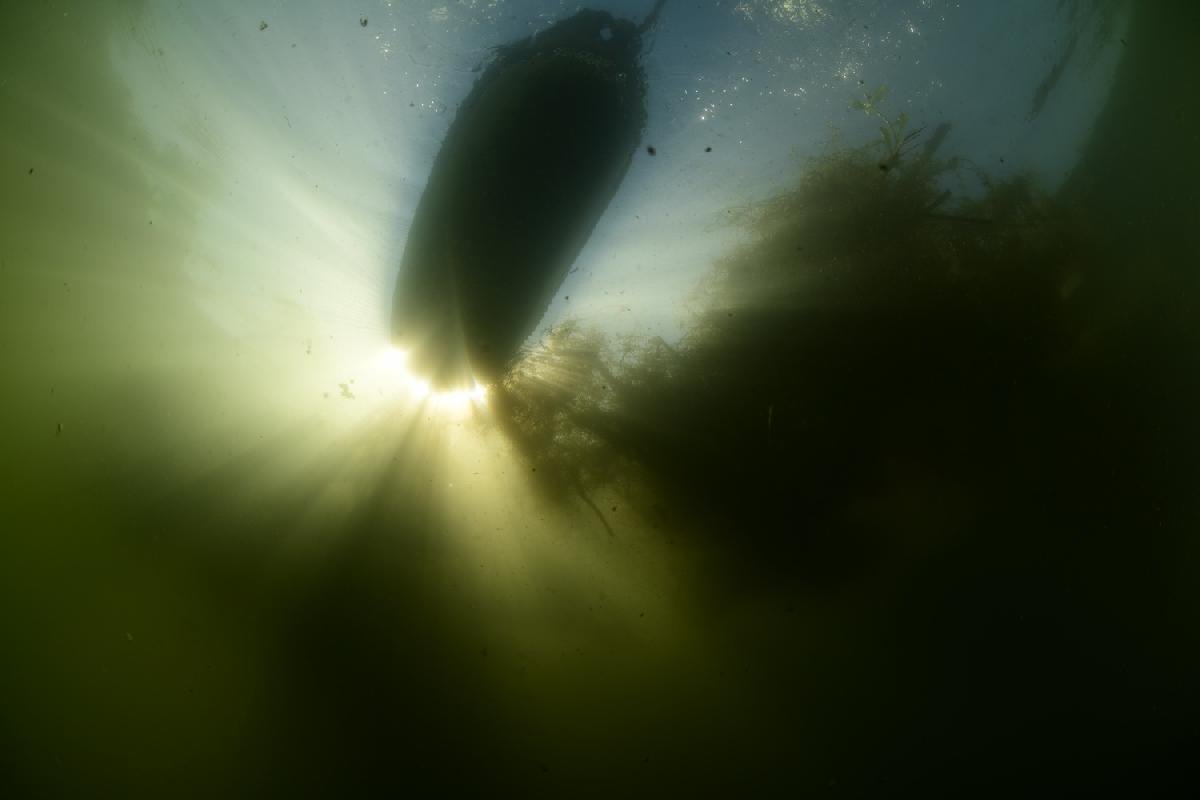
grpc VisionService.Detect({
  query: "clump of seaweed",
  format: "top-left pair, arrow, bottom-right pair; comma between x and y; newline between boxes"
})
493,90 -> 1115,573
850,84 -> 923,172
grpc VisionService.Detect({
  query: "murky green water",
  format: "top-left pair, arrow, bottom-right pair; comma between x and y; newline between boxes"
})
2,1 -> 1197,795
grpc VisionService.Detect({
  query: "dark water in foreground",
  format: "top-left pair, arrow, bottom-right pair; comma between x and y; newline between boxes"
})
2,1 -> 1198,795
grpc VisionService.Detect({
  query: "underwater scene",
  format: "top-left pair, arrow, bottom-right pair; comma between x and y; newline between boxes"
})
2,0 -> 1198,794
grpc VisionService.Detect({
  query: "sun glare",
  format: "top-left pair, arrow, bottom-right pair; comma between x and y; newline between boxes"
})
373,347 -> 489,412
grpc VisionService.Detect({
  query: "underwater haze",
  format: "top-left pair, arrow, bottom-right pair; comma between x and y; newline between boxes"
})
3,0 -> 1199,795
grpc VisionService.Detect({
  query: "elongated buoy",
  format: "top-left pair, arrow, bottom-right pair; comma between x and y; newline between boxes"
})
390,2 -> 666,388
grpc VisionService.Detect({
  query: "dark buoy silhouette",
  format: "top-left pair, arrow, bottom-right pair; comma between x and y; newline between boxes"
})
390,1 -> 667,388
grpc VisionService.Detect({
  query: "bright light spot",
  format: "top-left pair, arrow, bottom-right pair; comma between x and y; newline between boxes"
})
377,347 -> 406,371
373,347 -> 488,412
430,383 -> 488,412
409,376 -> 432,399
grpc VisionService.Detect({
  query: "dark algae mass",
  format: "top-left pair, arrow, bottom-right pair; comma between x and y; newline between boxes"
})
391,3 -> 665,388
2,1 -> 1199,797
493,2 -> 1200,791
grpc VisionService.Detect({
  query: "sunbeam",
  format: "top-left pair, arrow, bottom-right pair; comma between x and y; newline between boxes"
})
7,1 -> 1200,797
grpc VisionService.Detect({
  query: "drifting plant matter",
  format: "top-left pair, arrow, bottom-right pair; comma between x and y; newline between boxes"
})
494,94 -> 1124,569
